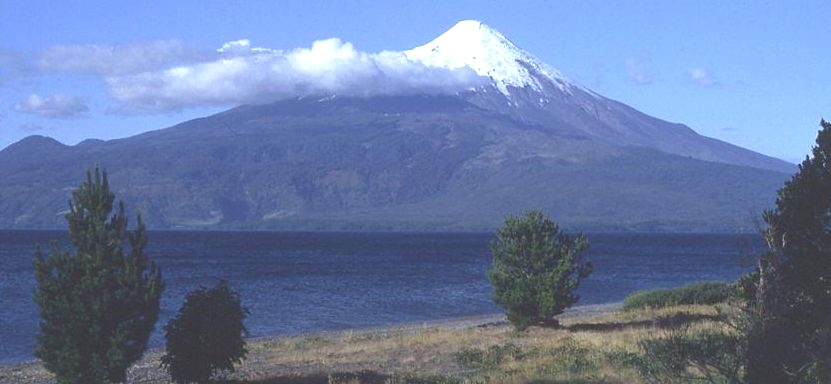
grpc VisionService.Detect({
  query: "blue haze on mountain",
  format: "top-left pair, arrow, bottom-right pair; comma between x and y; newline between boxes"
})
0,21 -> 792,231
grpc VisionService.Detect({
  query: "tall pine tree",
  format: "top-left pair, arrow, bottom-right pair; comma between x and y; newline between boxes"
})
746,120 -> 831,383
34,168 -> 164,384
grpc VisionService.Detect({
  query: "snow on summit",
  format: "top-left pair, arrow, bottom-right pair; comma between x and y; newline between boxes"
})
406,20 -> 573,97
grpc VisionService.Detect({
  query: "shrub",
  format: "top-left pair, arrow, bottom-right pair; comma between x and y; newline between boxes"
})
33,168 -> 163,384
487,210 -> 592,330
453,343 -> 524,370
384,373 -> 465,384
622,281 -> 732,311
326,371 -> 464,384
629,327 -> 743,384
541,339 -> 598,377
161,280 -> 248,384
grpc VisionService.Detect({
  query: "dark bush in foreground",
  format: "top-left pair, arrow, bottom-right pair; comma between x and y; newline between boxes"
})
622,281 -> 732,311
162,280 -> 248,384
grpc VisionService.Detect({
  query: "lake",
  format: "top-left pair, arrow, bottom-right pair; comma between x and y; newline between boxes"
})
0,230 -> 764,364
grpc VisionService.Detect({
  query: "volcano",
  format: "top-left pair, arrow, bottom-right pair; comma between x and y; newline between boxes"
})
0,20 -> 792,231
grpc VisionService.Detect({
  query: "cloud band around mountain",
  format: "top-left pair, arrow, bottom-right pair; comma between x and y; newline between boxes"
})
35,39 -> 486,113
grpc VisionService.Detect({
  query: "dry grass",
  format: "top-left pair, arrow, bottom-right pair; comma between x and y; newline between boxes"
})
0,304 -> 732,384
243,304 -> 729,384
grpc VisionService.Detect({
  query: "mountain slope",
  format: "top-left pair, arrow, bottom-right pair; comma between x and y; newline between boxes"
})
408,20 -> 792,174
0,21 -> 793,231
0,95 -> 787,231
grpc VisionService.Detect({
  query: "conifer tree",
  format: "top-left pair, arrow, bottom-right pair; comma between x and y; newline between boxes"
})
746,120 -> 831,383
487,210 -> 592,330
33,168 -> 164,384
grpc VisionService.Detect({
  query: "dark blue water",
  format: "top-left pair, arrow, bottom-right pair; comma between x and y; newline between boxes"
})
0,230 -> 764,364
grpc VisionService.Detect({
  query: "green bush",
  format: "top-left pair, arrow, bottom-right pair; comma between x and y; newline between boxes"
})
487,210 -> 592,330
384,373 -> 465,384
453,343 -> 524,370
622,281 -> 732,311
628,327 -> 743,384
540,339 -> 598,377
161,280 -> 248,384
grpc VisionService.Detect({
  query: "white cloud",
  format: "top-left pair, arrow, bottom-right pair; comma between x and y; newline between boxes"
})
104,38 -> 486,113
217,39 -> 277,55
689,67 -> 717,87
625,58 -> 652,85
37,40 -> 212,76
26,38 -> 486,113
14,94 -> 89,118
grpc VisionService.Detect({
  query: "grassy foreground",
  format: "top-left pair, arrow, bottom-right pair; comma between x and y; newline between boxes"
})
0,302 -> 732,384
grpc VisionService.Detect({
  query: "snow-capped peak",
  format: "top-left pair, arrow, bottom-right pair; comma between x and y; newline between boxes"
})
405,20 -> 572,97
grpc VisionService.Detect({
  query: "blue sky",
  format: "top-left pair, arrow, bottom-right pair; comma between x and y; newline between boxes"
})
0,0 -> 828,163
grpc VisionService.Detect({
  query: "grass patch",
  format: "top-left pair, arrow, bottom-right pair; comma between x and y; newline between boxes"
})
240,371 -> 464,384
453,343 -> 525,370
624,326 -> 742,384
4,304 -> 733,384
622,281 -> 732,311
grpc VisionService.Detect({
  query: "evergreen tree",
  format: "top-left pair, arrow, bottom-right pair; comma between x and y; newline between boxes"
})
33,168 -> 164,384
487,210 -> 592,330
746,120 -> 831,383
161,281 -> 248,384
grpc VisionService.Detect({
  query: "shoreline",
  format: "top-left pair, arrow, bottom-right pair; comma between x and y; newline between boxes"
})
3,302 -> 622,366
0,302 -> 622,379
248,301 -> 623,343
